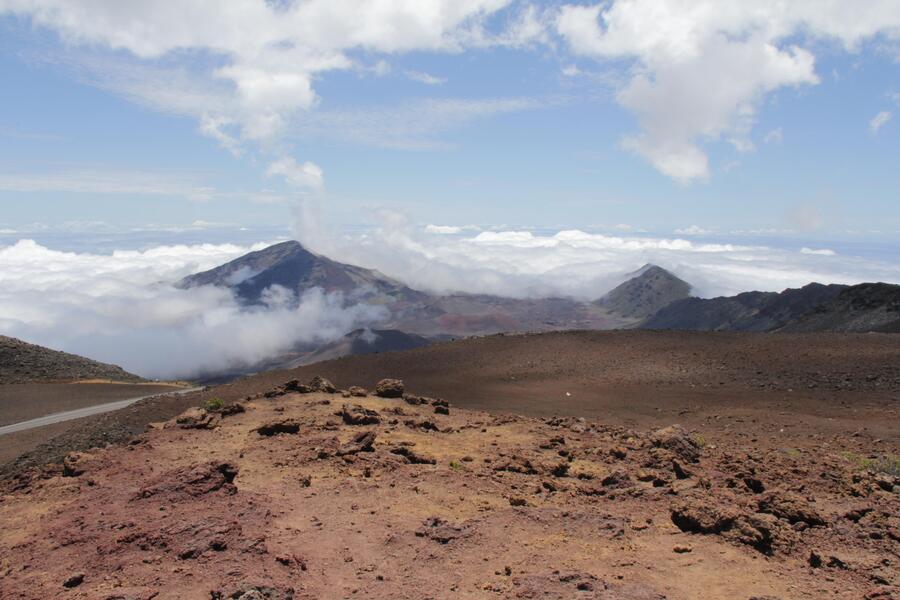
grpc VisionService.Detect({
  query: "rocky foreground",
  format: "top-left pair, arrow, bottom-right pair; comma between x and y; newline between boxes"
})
1,377 -> 897,599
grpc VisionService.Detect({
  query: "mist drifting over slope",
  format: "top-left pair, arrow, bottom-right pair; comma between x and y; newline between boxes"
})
2,224 -> 898,380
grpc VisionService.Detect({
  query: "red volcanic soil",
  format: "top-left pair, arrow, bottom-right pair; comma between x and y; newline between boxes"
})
190,330 -> 900,448
0,331 -> 897,598
1,379 -> 897,599
5,330 -> 898,479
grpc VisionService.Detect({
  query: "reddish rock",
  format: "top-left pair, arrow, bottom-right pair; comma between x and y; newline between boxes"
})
651,425 -> 702,463
336,430 -> 377,456
135,461 -> 238,501
341,404 -> 380,425
255,419 -> 301,436
375,378 -> 404,398
307,375 -> 336,393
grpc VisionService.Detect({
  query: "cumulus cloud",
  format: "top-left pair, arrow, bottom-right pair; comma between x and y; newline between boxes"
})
674,225 -> 712,236
0,239 -> 386,379
555,1 -> 900,182
0,0 -> 523,148
869,110 -> 893,133
266,157 -> 324,192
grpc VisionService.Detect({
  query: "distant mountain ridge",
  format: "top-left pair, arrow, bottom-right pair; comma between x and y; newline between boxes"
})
0,335 -> 143,384
289,328 -> 433,367
778,283 -> 900,333
595,264 -> 691,318
177,240 -> 665,338
178,240 -> 426,308
642,282 -> 847,331
642,281 -> 900,333
176,240 -> 898,376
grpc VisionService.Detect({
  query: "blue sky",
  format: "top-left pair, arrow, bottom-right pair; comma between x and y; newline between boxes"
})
2,1 -> 900,376
0,1 -> 898,245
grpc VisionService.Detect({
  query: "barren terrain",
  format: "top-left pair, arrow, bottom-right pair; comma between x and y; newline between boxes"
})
1,373 -> 897,599
0,331 -> 897,598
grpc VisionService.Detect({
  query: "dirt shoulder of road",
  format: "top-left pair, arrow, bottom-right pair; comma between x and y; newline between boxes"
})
0,382 -> 189,427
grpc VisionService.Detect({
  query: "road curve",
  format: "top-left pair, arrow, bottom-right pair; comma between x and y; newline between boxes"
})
0,387 -> 204,436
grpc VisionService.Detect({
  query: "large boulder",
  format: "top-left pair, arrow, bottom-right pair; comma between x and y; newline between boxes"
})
308,375 -> 336,393
375,378 -> 404,398
757,491 -> 826,526
650,425 -> 702,463
171,407 -> 221,430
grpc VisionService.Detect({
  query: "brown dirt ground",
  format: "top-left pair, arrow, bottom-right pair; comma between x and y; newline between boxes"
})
198,330 -> 900,447
0,382 -> 896,599
2,331 -> 898,478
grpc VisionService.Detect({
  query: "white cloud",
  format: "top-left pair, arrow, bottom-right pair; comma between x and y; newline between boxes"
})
555,1 -> 900,182
0,167 -> 217,201
405,70 -> 447,85
801,247 -> 836,256
293,96 -> 552,149
372,60 -> 392,77
764,127 -> 784,144
199,114 -> 243,157
425,224 -> 462,234
0,239 -> 385,379
674,225 -> 712,235
297,211 -> 900,302
266,157 -> 324,192
869,110 -> 893,133
1,0 -> 522,148
3,228 -> 898,379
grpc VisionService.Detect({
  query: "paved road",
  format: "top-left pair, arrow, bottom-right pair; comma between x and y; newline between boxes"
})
0,387 -> 203,436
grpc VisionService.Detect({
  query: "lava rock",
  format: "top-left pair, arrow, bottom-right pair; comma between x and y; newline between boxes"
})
375,378 -> 404,398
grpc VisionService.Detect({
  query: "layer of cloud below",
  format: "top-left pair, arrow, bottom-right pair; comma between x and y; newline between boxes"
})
2,227 -> 899,379
299,215 -> 900,302
0,240 -> 386,380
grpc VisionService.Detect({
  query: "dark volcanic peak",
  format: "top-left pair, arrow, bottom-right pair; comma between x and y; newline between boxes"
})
0,335 -> 143,384
178,240 -> 425,305
596,264 -> 691,318
778,282 -> 900,333
642,282 -> 849,332
296,328 -> 433,366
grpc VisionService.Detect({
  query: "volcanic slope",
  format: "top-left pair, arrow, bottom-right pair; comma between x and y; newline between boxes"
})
596,264 -> 691,318
1,376 -> 896,598
0,335 -> 143,384
177,240 -> 426,308
5,330 -> 897,483
177,240 -> 680,337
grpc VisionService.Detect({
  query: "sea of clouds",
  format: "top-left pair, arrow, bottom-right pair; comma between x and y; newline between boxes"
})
0,239 -> 386,380
2,225 -> 898,380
